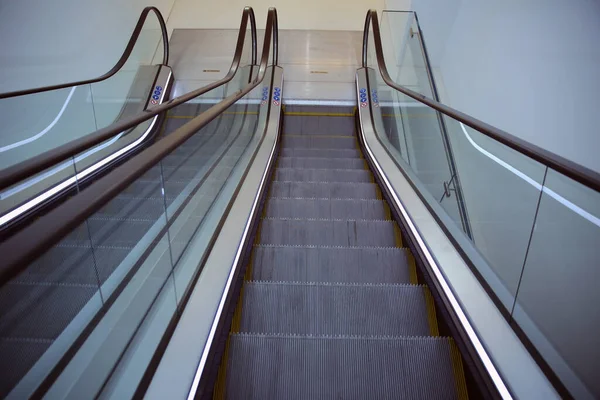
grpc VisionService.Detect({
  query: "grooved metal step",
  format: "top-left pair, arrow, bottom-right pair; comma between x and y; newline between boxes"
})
265,198 -> 387,219
251,245 -> 411,283
269,182 -> 379,199
278,157 -> 364,169
283,115 -> 355,136
280,148 -> 361,159
282,135 -> 356,149
259,218 -> 398,247
274,168 -> 372,183
225,334 -> 460,400
239,282 -> 430,336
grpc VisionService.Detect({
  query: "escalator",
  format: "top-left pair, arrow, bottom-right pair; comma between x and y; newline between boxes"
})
0,7 -> 262,398
0,101 -> 254,398
1,5 -> 598,400
215,105 -> 469,398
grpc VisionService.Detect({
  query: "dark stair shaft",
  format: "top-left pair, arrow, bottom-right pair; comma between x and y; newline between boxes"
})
220,107 -> 469,399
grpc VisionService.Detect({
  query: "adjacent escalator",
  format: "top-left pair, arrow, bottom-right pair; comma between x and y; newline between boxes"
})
0,6 -> 267,397
0,99 -> 258,398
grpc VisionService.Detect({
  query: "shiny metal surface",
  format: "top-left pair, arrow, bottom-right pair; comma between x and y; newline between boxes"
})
171,28 -> 362,102
279,30 -> 362,101
169,29 -> 248,97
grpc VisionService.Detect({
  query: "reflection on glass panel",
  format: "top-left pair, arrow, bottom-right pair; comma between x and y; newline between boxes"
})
0,10 -> 166,174
167,83 -> 262,300
86,166 -> 170,300
43,167 -> 174,398
0,222 -> 102,398
100,274 -> 178,399
0,85 -> 97,171
0,158 -> 79,226
367,18 -> 549,308
368,58 -> 467,236
513,169 -> 600,399
92,11 -> 165,131
371,8 -> 600,398
443,118 -> 546,304
0,11 -> 167,229
380,11 -> 433,97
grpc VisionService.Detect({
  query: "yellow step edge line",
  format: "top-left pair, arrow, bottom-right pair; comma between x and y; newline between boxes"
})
375,185 -> 383,200
231,286 -> 244,333
362,159 -> 369,171
450,339 -> 470,400
244,254 -> 255,281
393,223 -> 404,248
408,253 -> 418,285
353,134 -> 365,161
382,201 -> 392,220
285,112 -> 354,117
424,287 -> 440,336
361,150 -> 375,184
215,281 -> 246,399
212,335 -> 230,400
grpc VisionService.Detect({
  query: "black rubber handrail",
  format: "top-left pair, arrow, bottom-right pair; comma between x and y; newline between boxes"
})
363,9 -> 600,192
0,7 -> 278,286
0,7 -> 169,100
0,7 -> 257,191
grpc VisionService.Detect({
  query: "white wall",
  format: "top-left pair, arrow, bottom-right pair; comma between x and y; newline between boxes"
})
0,0 -> 175,92
167,0 -> 383,31
393,0 -> 600,172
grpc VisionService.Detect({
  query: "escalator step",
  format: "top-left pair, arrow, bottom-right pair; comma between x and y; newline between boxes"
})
259,219 -> 397,247
265,198 -> 386,219
280,148 -> 361,159
278,157 -> 364,169
283,115 -> 354,136
282,135 -> 356,150
274,168 -> 371,183
251,245 -> 411,283
270,182 -> 379,199
225,334 -> 459,400
239,282 -> 430,336
284,105 -> 355,115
